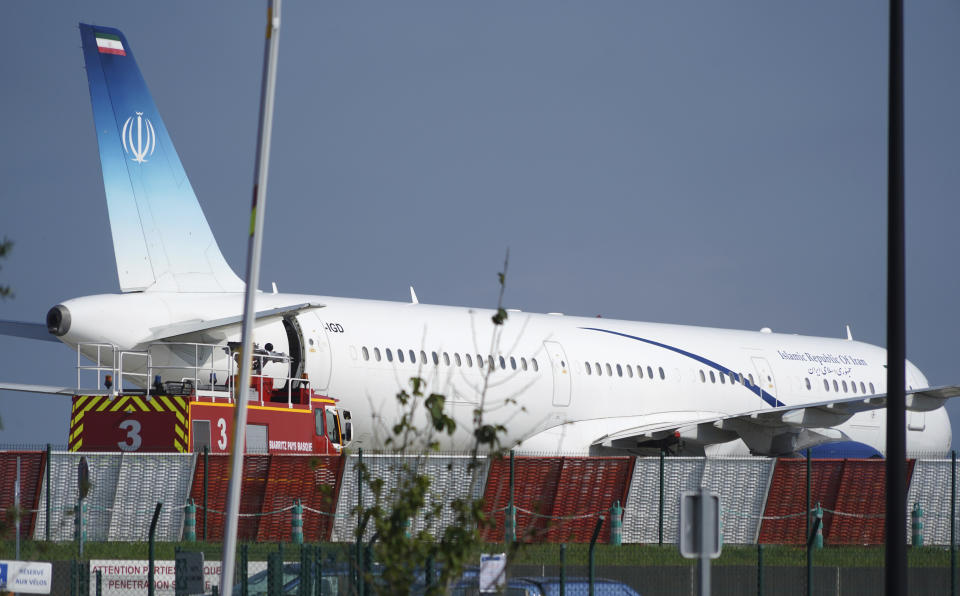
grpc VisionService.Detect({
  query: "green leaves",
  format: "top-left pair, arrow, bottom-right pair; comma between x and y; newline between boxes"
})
0,237 -> 12,299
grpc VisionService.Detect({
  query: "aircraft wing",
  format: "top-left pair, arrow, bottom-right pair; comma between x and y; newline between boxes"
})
145,301 -> 325,342
592,385 -> 960,455
0,320 -> 58,342
0,383 -> 107,396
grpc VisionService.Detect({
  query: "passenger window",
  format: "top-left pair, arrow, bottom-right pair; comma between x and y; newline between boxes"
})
420,350 -> 427,364
397,349 -> 404,363
637,366 -> 643,379
700,370 -> 706,383
499,356 -> 506,369
869,382 -> 875,393
466,354 -> 473,367
605,363 -> 613,376
386,348 -> 393,362
409,349 -> 416,363
477,355 -> 484,369
455,353 -> 462,367
626,365 -> 633,378
842,380 -> 848,392
443,352 -> 450,366
659,367 -> 665,380
710,371 -> 716,383
362,346 -> 369,361
860,382 -> 866,393
748,374 -> 755,386
647,366 -> 654,379
594,363 -> 601,375
719,373 -> 726,384
616,364 -> 623,377
432,351 -> 439,365
510,356 -> 517,370
585,362 -> 592,375
824,379 -> 830,391
521,357 -> 527,371
374,347 -> 381,362
805,378 -> 811,390
850,381 -> 857,394
833,380 -> 839,392
532,358 -> 539,372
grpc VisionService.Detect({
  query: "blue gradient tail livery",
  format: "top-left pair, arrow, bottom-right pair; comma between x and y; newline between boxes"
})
80,24 -> 242,293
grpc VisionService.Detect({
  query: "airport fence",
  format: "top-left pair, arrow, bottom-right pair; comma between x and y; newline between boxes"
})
2,540 -> 957,595
3,449 -> 960,547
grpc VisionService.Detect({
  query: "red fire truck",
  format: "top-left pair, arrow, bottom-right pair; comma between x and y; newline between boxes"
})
67,342 -> 351,455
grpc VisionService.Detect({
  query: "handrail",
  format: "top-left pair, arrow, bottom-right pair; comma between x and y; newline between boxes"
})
76,340 -> 310,405
76,343 -> 119,394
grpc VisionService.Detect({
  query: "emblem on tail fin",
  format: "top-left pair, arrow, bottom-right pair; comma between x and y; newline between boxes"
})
121,112 -> 156,163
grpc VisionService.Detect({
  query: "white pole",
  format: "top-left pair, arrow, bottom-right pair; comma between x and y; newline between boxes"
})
220,2 -> 282,593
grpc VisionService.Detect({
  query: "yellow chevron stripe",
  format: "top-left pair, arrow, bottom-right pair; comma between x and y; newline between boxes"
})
174,438 -> 185,452
70,423 -> 83,441
74,395 -> 91,410
148,397 -> 164,412
103,396 -> 125,411
72,437 -> 82,451
175,423 -> 187,442
158,395 -> 176,412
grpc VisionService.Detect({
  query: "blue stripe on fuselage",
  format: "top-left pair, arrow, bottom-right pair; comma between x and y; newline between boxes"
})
580,327 -> 783,408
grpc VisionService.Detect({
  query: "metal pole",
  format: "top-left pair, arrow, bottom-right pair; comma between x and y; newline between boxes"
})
659,450 -> 665,545
240,543 -> 249,596
220,3 -> 282,594
806,448 -> 811,596
45,443 -> 51,542
560,543 -> 566,596
15,456 -> 21,559
757,543 -> 763,596
315,546 -> 323,596
885,1 -> 907,594
589,515 -> 604,596
806,449 -> 811,542
203,445 -> 209,541
953,450 -> 956,596
507,449 -> 516,543
357,447 -> 364,596
148,502 -> 163,596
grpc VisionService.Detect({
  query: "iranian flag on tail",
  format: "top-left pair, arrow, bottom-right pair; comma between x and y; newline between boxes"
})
95,32 -> 125,56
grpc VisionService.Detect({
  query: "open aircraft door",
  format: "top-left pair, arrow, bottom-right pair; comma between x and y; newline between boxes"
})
306,312 -> 333,391
544,340 -> 572,407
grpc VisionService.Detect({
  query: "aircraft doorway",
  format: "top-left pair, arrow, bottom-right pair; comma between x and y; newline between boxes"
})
306,313 -> 333,391
751,356 -> 777,399
544,341 -> 572,407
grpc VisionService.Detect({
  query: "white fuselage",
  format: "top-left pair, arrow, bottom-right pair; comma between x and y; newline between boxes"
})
54,291 -> 951,456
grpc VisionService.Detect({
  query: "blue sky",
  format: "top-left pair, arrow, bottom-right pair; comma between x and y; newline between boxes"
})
1,2 -> 959,449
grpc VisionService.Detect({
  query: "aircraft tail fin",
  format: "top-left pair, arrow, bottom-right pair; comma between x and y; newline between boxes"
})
79,24 -> 243,293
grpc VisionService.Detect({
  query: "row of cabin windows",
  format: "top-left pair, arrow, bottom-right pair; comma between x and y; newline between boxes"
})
361,346 -> 539,372
808,377 -> 876,395
699,369 -> 755,386
584,361 -> 666,380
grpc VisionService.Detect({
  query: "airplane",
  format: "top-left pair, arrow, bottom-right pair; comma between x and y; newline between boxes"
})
0,24 -> 957,458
